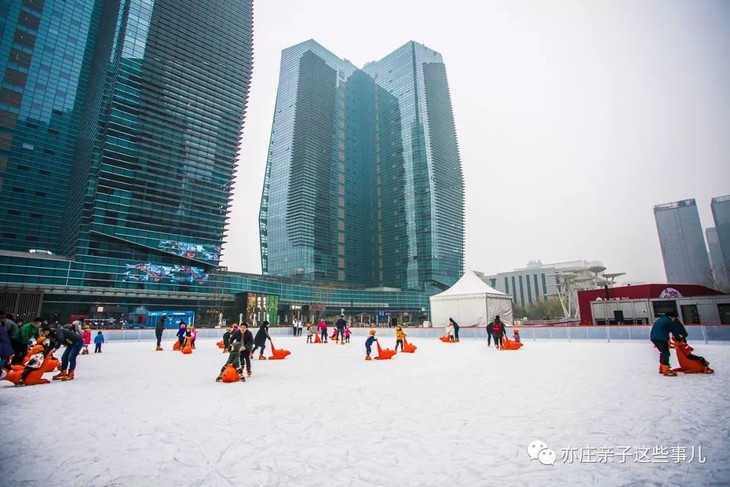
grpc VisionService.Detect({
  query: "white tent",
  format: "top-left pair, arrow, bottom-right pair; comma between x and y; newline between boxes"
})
429,270 -> 513,327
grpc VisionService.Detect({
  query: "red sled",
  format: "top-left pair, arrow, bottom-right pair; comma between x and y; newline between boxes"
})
269,341 -> 291,360
402,337 -> 417,353
670,340 -> 714,374
501,336 -> 523,351
439,335 -> 452,343
221,364 -> 241,383
375,341 -> 396,360
173,341 -> 181,351
216,341 -> 225,349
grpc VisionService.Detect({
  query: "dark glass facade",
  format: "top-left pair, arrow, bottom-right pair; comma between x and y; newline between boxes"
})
260,41 -> 465,291
0,6 -> 432,324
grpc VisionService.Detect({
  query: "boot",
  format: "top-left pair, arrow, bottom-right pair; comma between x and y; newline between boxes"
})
365,355 -> 372,361
259,354 -> 266,360
156,346 -> 163,351
62,371 -> 75,381
215,376 -> 222,382
247,370 -> 252,377
660,365 -> 677,376
658,365 -> 663,374
53,370 -> 67,380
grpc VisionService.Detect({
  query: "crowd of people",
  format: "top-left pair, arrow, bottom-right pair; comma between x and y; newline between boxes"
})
3,308 -> 714,386
1,312 -> 106,385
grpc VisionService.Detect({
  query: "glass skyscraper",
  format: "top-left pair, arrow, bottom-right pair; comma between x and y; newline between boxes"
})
654,199 -> 713,286
1,0 -> 253,291
259,40 -> 465,291
710,195 -> 730,289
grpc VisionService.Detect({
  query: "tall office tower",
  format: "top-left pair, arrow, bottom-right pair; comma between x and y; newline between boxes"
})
654,199 -> 713,286
259,40 -> 464,290
0,0 -> 253,289
710,195 -> 730,289
707,228 -> 729,290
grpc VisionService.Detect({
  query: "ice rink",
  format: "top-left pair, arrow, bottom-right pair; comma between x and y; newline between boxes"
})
2,335 -> 729,486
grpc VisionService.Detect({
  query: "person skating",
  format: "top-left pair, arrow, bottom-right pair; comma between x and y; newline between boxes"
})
394,325 -> 406,351
94,331 -> 105,353
651,311 -> 682,376
486,320 -> 494,347
176,322 -> 187,349
49,324 -> 83,381
16,337 -> 48,386
240,323 -> 254,377
0,322 -> 14,380
251,321 -> 271,360
155,315 -> 167,351
222,326 -> 233,353
81,325 -> 91,355
216,338 -> 245,382
306,324 -> 314,343
449,318 -> 460,342
365,329 -> 378,360
11,317 -> 42,364
335,315 -> 347,344
491,316 -> 505,349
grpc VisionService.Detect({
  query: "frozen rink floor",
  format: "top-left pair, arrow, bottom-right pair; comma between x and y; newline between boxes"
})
2,336 -> 729,486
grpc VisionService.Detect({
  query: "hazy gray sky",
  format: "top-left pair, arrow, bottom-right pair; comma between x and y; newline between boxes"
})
222,0 -> 730,284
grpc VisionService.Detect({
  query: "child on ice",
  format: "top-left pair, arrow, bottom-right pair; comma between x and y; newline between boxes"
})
512,329 -> 521,343
216,339 -> 245,382
344,326 -> 351,344
306,324 -> 314,343
81,326 -> 91,355
16,337 -> 47,386
365,329 -> 378,360
94,331 -> 105,353
395,325 -> 406,351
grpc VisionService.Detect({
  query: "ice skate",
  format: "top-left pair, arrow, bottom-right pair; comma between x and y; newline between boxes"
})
660,365 -> 677,376
259,354 -> 266,360
215,376 -> 222,382
156,346 -> 163,351
247,370 -> 252,377
365,355 -> 372,361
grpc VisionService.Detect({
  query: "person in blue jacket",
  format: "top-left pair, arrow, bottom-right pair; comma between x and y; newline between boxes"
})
365,329 -> 378,360
94,331 -> 105,353
650,311 -> 682,376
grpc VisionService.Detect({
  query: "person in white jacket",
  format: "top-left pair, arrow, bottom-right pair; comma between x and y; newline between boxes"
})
446,323 -> 455,342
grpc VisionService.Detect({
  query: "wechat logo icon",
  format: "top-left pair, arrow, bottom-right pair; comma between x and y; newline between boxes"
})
528,440 -> 556,466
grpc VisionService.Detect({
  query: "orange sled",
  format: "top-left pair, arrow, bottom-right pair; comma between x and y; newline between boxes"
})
216,341 -> 225,349
314,334 -> 322,344
269,342 -> 291,360
439,335 -> 452,343
2,354 -> 54,386
402,337 -> 417,353
221,364 -> 241,383
670,340 -> 714,374
173,341 -> 181,351
501,336 -> 523,351
375,341 -> 397,360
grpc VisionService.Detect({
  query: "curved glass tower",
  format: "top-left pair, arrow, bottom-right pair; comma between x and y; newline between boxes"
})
260,40 -> 464,290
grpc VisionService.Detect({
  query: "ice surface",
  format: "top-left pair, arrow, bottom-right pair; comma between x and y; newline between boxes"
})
2,336 -> 729,486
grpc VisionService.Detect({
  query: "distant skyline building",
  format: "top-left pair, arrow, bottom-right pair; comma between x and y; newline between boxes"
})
710,195 -> 730,289
0,0 -> 253,293
707,228 -> 729,290
259,40 -> 465,291
480,260 -> 610,310
654,199 -> 713,287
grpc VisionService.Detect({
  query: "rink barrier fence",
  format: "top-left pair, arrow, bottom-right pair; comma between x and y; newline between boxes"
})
99,325 -> 730,344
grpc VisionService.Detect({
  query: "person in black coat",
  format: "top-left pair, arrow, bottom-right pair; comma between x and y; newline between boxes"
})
0,324 -> 14,379
486,321 -> 494,347
49,325 -> 83,381
240,323 -> 255,377
251,321 -> 271,360
155,315 -> 167,351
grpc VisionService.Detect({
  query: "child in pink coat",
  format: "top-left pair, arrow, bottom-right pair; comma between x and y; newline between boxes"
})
81,326 -> 92,355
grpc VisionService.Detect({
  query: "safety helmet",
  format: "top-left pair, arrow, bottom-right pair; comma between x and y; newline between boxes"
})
369,329 -> 376,335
